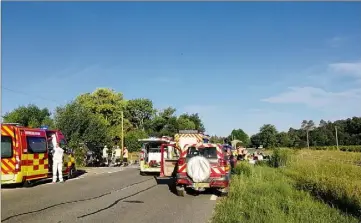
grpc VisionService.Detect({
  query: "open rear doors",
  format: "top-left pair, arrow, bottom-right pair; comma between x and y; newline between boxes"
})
160,144 -> 180,177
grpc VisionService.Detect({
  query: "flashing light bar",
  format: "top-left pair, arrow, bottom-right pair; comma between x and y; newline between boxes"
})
178,130 -> 199,134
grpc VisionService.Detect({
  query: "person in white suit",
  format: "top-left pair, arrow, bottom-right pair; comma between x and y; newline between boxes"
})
52,142 -> 64,183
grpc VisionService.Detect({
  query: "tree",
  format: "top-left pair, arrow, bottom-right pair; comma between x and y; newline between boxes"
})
3,104 -> 54,128
276,132 -> 291,147
301,120 -> 316,149
177,116 -> 196,130
54,101 -> 111,151
178,113 -> 205,132
125,98 -> 155,130
76,88 -> 126,126
250,133 -> 261,147
258,124 -> 278,148
228,129 -> 250,146
124,130 -> 148,153
209,135 -> 225,144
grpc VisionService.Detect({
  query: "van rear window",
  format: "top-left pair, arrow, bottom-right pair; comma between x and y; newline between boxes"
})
187,146 -> 218,159
27,137 -> 47,153
1,136 -> 13,158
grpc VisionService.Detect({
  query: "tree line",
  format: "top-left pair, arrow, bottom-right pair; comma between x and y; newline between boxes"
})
2,88 -> 206,155
209,118 -> 361,150
3,87 -> 360,154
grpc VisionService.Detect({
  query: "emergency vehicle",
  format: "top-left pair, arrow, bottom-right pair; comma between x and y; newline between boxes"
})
1,123 -> 75,186
139,136 -> 175,175
160,130 -> 231,196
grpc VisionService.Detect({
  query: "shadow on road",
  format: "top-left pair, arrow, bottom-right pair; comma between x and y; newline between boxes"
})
1,169 -> 88,189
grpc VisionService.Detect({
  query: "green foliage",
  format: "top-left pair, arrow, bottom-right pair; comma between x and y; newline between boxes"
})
228,128 -> 249,146
177,116 -> 196,130
125,98 -> 155,130
54,101 -> 111,151
124,130 -> 148,153
178,113 -> 205,132
259,124 -> 278,148
75,88 -> 126,126
3,104 -> 54,128
249,117 -> 361,149
268,148 -> 292,168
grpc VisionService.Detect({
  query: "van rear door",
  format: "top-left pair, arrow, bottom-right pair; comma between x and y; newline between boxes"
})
23,130 -> 49,179
1,125 -> 16,182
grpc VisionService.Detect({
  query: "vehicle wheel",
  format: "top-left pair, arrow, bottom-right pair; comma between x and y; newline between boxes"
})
176,186 -> 186,197
23,180 -> 33,188
68,166 -> 76,179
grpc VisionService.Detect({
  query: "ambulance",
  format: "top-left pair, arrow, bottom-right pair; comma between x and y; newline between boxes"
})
1,123 -> 75,186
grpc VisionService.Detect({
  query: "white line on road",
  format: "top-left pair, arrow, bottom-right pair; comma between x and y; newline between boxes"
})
210,195 -> 218,201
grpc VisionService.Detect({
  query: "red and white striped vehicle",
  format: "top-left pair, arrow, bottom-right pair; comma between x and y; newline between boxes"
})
160,141 -> 231,197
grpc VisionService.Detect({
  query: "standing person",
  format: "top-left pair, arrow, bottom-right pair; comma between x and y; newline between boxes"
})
123,146 -> 129,166
52,143 -> 64,183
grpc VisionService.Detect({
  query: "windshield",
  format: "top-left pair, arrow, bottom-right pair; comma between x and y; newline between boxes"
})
187,146 -> 218,159
27,137 -> 47,153
1,136 -> 13,158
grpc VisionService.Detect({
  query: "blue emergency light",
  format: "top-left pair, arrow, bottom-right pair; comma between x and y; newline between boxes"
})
40,126 -> 49,130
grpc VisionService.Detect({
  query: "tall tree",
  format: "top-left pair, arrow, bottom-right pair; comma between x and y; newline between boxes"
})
228,129 -> 250,146
259,124 -> 278,148
125,98 -> 155,130
3,104 -> 54,128
178,113 -> 206,132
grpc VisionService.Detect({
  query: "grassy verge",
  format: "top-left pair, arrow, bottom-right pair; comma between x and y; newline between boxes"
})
212,150 -> 360,223
284,150 -> 361,218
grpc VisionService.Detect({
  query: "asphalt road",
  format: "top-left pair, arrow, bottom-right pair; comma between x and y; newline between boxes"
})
1,167 -> 218,223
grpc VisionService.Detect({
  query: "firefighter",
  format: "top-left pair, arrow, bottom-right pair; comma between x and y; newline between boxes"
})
123,146 -> 129,166
52,142 -> 65,183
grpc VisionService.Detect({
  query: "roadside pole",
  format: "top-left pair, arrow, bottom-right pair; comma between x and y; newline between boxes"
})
335,126 -> 339,150
121,111 -> 124,161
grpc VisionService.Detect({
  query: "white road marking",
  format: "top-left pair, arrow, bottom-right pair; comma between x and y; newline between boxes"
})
210,195 -> 218,201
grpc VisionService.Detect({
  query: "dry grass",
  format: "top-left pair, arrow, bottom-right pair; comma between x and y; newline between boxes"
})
212,149 -> 361,223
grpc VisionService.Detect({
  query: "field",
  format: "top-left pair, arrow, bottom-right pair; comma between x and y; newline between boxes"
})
212,149 -> 361,223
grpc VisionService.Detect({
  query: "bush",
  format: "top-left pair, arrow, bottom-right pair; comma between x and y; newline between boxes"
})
268,148 -> 292,168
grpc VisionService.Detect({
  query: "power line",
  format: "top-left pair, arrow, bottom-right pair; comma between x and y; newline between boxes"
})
2,86 -> 63,104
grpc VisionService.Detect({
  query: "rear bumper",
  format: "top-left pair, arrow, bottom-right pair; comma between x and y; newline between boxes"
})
1,173 -> 23,184
176,174 -> 230,188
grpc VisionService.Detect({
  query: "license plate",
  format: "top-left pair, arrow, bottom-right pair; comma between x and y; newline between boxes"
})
193,183 -> 209,188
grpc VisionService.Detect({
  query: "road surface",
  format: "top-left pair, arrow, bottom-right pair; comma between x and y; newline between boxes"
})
1,167 -> 219,223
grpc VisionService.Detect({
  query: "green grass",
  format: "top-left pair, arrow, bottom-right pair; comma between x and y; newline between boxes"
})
212,150 -> 360,223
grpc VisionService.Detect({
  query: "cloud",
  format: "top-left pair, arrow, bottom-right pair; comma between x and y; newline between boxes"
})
328,61 -> 361,78
261,86 -> 361,109
326,36 -> 347,48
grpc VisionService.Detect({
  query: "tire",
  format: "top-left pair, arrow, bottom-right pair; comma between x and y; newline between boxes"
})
176,187 -> 186,197
68,166 -> 76,179
23,180 -> 33,188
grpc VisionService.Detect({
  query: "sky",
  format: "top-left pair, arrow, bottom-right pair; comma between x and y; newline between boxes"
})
2,2 -> 361,136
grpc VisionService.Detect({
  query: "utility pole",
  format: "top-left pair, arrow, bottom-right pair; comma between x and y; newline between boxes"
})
121,111 -> 124,160
306,130 -> 310,150
335,126 -> 339,150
